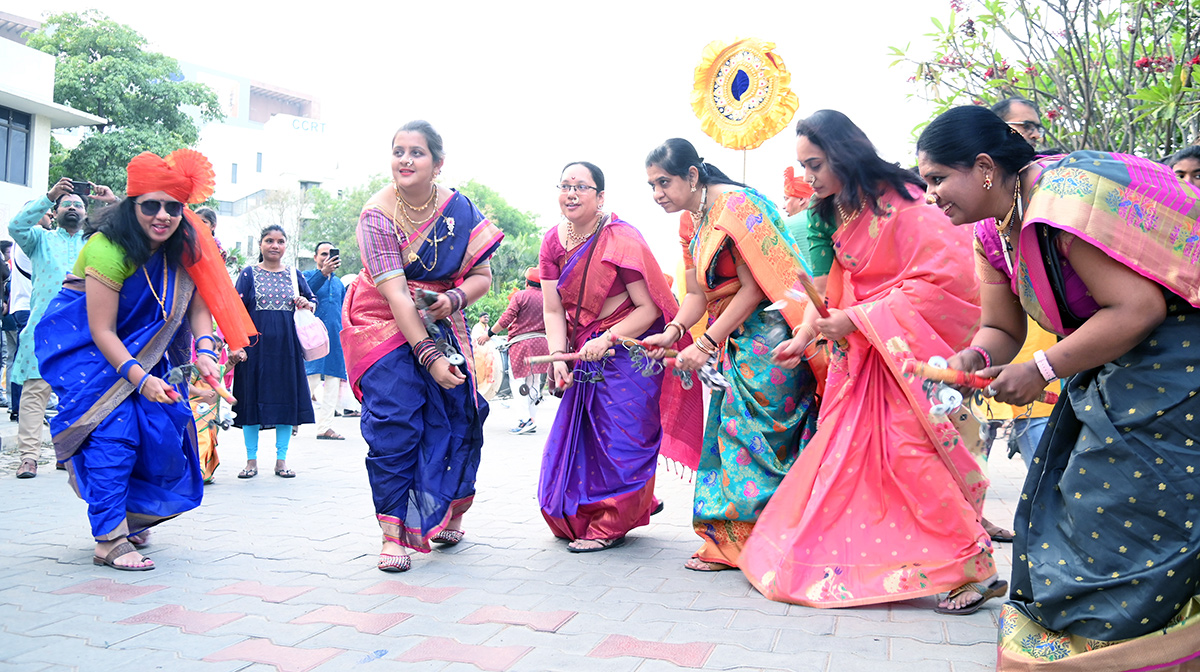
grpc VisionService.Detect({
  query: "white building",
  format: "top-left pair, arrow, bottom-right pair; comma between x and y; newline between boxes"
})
0,12 -> 105,229
178,63 -> 338,267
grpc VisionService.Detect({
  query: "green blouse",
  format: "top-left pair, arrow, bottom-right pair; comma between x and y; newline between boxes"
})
805,209 -> 838,276
73,233 -> 137,291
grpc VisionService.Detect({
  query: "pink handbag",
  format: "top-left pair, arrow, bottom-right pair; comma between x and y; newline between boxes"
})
290,268 -> 329,361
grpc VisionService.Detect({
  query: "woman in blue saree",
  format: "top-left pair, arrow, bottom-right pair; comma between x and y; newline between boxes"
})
36,150 -> 253,571
342,121 -> 503,573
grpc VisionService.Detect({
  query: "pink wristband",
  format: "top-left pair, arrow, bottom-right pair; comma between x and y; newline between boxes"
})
1033,349 -> 1058,382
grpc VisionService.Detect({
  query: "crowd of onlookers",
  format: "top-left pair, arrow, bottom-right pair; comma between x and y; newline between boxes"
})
6,184 -> 361,482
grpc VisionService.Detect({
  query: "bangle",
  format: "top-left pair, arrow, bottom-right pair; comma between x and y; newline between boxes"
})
117,358 -> 138,379
136,374 -> 152,396
702,332 -> 720,350
195,335 -> 217,348
792,324 -> 815,340
412,338 -> 444,370
664,322 -> 685,340
445,288 -> 467,313
966,345 -> 992,369
1033,349 -> 1058,382
196,348 -> 220,363
695,334 -> 717,356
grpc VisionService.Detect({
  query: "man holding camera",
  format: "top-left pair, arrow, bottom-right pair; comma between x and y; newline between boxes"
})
304,241 -> 348,441
10,177 -> 115,478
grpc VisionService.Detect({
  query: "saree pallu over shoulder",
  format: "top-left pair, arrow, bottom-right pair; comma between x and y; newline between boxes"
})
688,188 -> 814,326
343,189 -> 503,398
553,215 -> 703,471
740,188 -> 992,607
1017,150 -> 1200,335
38,261 -> 195,459
682,190 -> 820,567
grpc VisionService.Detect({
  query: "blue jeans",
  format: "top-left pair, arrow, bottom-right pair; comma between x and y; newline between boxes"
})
1011,416 -> 1050,470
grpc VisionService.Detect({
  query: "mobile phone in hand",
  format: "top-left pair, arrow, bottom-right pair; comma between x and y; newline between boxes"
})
70,180 -> 92,197
329,247 -> 340,260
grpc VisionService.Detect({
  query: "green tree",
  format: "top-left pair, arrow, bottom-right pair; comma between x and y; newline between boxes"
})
894,0 -> 1200,156
300,175 -> 390,276
299,175 -> 542,320
25,10 -> 222,190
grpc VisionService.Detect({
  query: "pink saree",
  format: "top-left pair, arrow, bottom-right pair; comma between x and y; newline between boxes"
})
740,187 -> 995,607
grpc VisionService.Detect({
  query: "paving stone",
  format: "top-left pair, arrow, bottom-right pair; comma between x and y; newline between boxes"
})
209,579 -> 316,603
290,604 -> 412,634
587,634 -> 715,668
728,608 -> 837,635
889,637 -> 995,663
394,636 -> 531,671
836,614 -> 944,643
358,580 -> 464,603
49,578 -> 166,602
118,603 -> 247,634
107,626 -> 250,659
950,662 -> 996,672
203,637 -> 345,672
459,605 -> 577,632
205,614 -> 334,647
772,632 -> 889,658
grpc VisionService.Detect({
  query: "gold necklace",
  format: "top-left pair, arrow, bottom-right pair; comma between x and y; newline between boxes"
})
392,187 -> 446,272
396,183 -> 436,214
836,199 -> 862,226
566,211 -> 604,248
144,257 -> 169,321
688,186 -> 709,226
994,178 -> 1022,274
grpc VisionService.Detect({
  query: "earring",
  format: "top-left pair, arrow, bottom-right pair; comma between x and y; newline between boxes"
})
984,174 -> 993,190
690,183 -> 696,193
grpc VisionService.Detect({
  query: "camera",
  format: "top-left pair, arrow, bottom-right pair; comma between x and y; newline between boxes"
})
70,180 -> 92,197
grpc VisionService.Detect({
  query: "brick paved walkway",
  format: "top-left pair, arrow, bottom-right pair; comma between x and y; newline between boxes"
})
0,394 -> 1020,671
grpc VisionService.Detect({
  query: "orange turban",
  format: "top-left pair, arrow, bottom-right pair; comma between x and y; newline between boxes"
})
126,149 -> 216,204
125,149 -> 257,350
525,266 -> 540,283
783,166 -> 814,200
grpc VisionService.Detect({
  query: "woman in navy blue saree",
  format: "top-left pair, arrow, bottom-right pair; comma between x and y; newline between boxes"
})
342,121 -> 503,572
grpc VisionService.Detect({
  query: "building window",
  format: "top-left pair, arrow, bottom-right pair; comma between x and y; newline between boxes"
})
231,163 -> 238,184
0,106 -> 31,186
299,180 -> 320,191
256,152 -> 262,173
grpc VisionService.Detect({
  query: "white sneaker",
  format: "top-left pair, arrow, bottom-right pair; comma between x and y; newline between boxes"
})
510,419 -> 536,435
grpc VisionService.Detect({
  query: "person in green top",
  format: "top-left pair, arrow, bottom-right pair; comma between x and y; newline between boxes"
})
35,155 -> 224,572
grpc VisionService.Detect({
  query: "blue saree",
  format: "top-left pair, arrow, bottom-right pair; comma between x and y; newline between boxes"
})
346,189 -> 503,552
36,245 -> 201,541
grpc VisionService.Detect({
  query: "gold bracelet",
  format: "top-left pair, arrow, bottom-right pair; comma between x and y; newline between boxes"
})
665,322 -> 685,339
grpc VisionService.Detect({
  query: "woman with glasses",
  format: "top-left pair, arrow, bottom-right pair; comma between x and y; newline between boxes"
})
917,105 -> 1200,669
342,121 -> 503,572
227,225 -> 316,479
640,139 -> 819,572
739,111 -> 996,612
36,150 -> 254,570
538,161 -> 701,553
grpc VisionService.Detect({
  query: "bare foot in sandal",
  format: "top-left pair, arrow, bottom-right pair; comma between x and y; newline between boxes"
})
684,557 -> 734,572
568,536 -> 626,553
94,538 -> 154,570
936,574 -> 1007,615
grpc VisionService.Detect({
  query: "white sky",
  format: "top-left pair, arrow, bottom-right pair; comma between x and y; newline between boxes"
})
18,0 -> 950,263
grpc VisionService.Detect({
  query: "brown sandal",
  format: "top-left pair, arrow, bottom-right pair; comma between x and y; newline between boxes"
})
93,541 -> 154,571
935,580 -> 1008,615
684,557 -> 735,572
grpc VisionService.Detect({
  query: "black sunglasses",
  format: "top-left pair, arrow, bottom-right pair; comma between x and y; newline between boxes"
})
137,199 -> 184,217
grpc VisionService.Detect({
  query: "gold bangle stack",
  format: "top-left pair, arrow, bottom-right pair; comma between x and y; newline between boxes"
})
695,332 -> 720,356
665,322 -> 686,341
